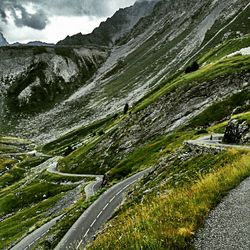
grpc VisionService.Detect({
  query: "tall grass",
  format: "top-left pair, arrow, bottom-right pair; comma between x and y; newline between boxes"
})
89,150 -> 250,250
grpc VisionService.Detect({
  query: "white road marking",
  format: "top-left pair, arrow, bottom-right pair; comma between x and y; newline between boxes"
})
109,196 -> 116,203
103,203 -> 109,211
84,228 -> 90,237
90,218 -> 97,228
96,211 -> 103,219
76,239 -> 84,249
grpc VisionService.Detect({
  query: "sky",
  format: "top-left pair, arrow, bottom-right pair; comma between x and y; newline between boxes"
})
0,0 -> 137,44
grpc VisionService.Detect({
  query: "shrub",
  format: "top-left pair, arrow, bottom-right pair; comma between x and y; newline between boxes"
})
124,103 -> 129,114
185,61 -> 200,74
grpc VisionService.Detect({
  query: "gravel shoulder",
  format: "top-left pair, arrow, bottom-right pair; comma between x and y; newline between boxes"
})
194,176 -> 250,250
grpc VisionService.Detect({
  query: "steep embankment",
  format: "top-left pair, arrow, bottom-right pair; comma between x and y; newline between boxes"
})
0,46 -> 107,111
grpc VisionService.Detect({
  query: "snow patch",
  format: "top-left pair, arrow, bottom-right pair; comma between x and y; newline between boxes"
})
227,47 -> 250,57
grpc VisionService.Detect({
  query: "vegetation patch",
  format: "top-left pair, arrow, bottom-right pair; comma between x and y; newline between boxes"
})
41,114 -> 118,155
187,91 -> 250,129
135,55 -> 250,112
107,131 -> 197,181
0,181 -> 75,217
210,111 -> 250,134
199,35 -> 250,65
0,194 -> 63,249
89,150 -> 250,250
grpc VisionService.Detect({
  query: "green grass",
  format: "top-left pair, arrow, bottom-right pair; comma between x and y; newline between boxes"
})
199,35 -> 250,65
135,55 -> 250,112
0,157 -> 17,173
41,114 -> 118,155
89,149 -> 250,250
0,194 -> 63,249
0,156 -> 48,188
0,166 -> 25,189
0,181 -> 75,217
107,131 -> 197,180
187,91 -> 250,129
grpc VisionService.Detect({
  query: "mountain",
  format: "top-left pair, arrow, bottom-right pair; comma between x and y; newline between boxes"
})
0,0 -> 249,142
0,32 -> 8,46
27,41 -> 54,46
58,0 -> 158,47
1,0 -> 250,249
9,41 -> 54,47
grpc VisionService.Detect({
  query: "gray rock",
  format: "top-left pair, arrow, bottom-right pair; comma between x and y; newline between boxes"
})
223,119 -> 249,144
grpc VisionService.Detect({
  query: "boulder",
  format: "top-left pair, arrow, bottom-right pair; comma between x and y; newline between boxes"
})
223,119 -> 250,144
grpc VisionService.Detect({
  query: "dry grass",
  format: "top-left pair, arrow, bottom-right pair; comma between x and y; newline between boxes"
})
89,150 -> 250,250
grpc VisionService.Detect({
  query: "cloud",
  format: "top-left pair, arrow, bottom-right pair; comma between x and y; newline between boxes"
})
0,0 -> 137,42
0,0 -> 49,30
12,6 -> 48,30
25,0 -> 137,17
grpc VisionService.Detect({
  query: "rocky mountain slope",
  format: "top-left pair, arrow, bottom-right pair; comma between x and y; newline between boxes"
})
0,0 -> 249,142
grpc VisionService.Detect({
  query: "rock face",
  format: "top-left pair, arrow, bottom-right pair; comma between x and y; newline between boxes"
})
223,119 -> 250,144
0,33 -> 8,46
0,46 -> 108,111
58,0 -> 157,46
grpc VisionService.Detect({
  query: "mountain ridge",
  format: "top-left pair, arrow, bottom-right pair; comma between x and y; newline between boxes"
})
0,32 -> 8,46
57,0 -> 158,47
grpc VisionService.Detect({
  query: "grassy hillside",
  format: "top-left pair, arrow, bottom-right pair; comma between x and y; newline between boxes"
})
55,51 -> 250,178
89,149 -> 250,250
0,136 -> 94,249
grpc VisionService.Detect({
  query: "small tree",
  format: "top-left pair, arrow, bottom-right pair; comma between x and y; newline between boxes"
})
124,103 -> 129,114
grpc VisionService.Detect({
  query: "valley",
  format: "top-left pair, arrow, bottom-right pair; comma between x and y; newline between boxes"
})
0,0 -> 250,249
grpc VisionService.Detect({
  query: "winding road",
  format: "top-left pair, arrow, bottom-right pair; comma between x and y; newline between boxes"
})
47,158 -> 103,199
11,133 -> 250,250
55,168 -> 152,250
9,157 -> 103,250
10,156 -> 152,250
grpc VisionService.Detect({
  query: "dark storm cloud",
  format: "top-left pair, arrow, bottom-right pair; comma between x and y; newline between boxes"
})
24,0 -> 134,17
0,0 -> 48,30
12,5 -> 48,30
0,0 -> 136,31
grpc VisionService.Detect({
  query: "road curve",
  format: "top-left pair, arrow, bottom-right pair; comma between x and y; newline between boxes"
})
47,158 -> 103,199
186,134 -> 250,150
10,157 -> 103,250
55,168 -> 152,250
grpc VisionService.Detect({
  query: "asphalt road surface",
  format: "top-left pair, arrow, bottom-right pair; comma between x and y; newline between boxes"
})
55,168 -> 152,250
10,215 -> 63,250
194,177 -> 250,250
